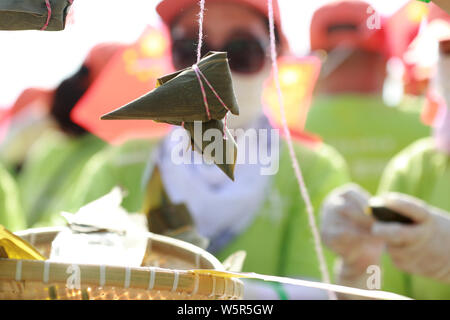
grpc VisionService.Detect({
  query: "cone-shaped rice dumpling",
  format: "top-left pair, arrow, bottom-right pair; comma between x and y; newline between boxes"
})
101,51 -> 239,122
101,51 -> 240,181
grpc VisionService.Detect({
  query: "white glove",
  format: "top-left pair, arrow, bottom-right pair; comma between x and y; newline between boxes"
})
321,184 -> 384,298
321,184 -> 384,272
372,193 -> 450,283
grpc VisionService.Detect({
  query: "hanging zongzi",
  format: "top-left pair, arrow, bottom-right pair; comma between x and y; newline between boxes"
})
0,0 -> 73,31
102,51 -> 240,180
183,120 -> 237,180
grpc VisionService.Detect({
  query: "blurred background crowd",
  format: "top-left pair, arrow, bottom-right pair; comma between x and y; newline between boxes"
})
0,0 -> 449,300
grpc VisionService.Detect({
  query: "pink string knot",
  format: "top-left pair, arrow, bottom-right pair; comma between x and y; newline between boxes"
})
41,0 -> 52,31
192,63 -> 231,138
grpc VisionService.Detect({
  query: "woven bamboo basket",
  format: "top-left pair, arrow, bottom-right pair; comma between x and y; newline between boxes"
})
0,227 -> 243,300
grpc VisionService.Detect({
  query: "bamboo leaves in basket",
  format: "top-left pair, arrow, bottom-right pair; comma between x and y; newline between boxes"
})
143,165 -> 209,249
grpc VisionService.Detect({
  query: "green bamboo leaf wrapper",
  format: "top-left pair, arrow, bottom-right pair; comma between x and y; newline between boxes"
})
0,0 -> 73,31
143,166 -> 209,249
101,51 -> 240,181
101,51 -> 239,123
183,120 -> 237,181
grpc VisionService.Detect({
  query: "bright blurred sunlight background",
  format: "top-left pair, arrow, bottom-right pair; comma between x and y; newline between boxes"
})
0,0 -> 408,108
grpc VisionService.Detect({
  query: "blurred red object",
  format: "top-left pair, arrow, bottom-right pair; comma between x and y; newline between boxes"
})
422,89 -> 446,126
0,87 -> 54,142
262,55 -> 322,146
2,87 -> 54,121
71,26 -> 173,145
428,2 -> 450,23
385,1 -> 429,96
310,1 -> 389,57
0,108 -> 10,142
386,1 -> 427,59
156,0 -> 288,48
84,43 -> 128,84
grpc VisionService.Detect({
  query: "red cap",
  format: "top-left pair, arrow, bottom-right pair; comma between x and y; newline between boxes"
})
156,0 -> 287,48
428,3 -> 450,23
310,1 -> 388,56
8,87 -> 54,118
83,43 -> 127,83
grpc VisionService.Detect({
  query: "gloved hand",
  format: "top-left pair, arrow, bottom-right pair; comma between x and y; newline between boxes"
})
372,193 -> 450,283
321,184 -> 384,273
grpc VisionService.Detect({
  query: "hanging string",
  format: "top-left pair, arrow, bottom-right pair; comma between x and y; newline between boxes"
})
192,64 -> 212,120
193,65 -> 231,114
41,0 -> 52,31
267,0 -> 336,300
41,0 -> 74,31
191,270 -> 411,300
195,0 -> 228,138
196,0 -> 206,63
192,64 -> 230,139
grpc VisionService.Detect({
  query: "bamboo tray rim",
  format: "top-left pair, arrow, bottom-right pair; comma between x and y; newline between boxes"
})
15,226 -> 224,270
0,258 -> 243,299
0,227 -> 244,299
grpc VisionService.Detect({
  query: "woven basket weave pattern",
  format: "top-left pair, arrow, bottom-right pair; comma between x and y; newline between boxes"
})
0,228 -> 243,300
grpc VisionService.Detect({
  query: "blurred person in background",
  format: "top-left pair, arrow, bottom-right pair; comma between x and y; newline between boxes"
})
375,5 -> 450,299
0,162 -> 25,231
69,135 -> 160,214
72,0 -> 351,299
0,87 -> 55,174
16,43 -> 125,228
319,4 -> 450,299
305,0 -> 430,195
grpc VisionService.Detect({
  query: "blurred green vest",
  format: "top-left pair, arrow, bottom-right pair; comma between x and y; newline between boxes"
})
68,135 -> 350,282
74,137 -> 350,280
70,139 -> 159,214
0,163 -> 25,231
305,94 -> 430,194
18,129 -> 106,227
217,141 -> 350,280
378,137 -> 450,299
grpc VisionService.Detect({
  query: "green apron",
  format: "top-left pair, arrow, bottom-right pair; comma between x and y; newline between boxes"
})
217,141 -> 350,280
70,139 -> 159,213
0,163 -> 25,231
17,129 -> 106,227
71,136 -> 350,281
305,94 -> 430,194
378,137 -> 450,299
0,116 -> 56,175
